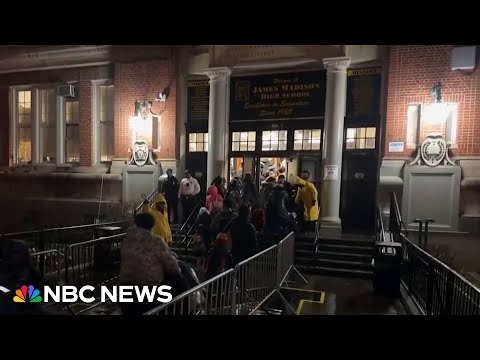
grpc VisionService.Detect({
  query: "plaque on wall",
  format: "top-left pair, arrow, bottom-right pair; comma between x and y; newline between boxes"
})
187,79 -> 210,130
346,67 -> 382,122
230,71 -> 326,122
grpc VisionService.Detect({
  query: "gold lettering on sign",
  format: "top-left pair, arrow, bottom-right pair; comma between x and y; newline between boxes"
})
236,74 -> 322,119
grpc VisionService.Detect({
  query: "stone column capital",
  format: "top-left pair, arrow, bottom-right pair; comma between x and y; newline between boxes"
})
323,57 -> 351,74
204,67 -> 232,81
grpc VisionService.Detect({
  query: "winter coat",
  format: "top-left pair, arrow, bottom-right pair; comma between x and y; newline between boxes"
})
206,185 -> 224,217
294,176 -> 319,222
143,193 -> 172,246
119,226 -> 180,286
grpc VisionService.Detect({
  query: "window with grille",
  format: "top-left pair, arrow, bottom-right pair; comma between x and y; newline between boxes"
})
66,101 -> 80,162
189,133 -> 208,152
98,84 -> 114,162
345,127 -> 376,150
294,129 -> 321,151
262,130 -> 287,151
40,89 -> 56,162
17,90 -> 32,163
232,131 -> 256,152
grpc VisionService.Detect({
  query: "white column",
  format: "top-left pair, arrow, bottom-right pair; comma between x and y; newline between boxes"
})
320,57 -> 351,230
56,96 -> 66,166
205,67 -> 231,186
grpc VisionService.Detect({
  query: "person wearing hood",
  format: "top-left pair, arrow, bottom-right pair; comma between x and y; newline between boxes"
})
205,184 -> 223,217
227,179 -> 242,210
143,193 -> 173,246
294,170 -> 319,231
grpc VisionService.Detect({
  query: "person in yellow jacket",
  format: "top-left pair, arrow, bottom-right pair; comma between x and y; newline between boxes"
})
142,193 -> 173,246
294,170 -> 319,231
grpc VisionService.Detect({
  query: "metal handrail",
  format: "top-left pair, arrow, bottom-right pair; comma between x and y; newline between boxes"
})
143,269 -> 236,315
134,186 -> 160,215
402,233 -> 480,292
2,220 -> 129,239
376,205 -> 386,243
179,201 -> 201,233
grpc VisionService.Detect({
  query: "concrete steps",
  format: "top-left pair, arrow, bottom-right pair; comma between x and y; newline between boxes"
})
294,233 -> 375,279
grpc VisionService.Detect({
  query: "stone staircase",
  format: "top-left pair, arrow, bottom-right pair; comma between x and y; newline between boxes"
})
295,232 -> 376,279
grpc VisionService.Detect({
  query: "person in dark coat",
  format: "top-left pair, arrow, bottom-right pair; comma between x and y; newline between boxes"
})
204,233 -> 234,280
277,174 -> 294,212
162,169 -> 180,224
242,173 -> 259,207
0,239 -> 53,315
227,179 -> 242,210
210,197 -> 238,242
230,205 -> 257,265
265,185 -> 297,243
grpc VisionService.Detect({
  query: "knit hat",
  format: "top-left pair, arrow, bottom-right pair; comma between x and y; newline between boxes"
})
216,232 -> 229,246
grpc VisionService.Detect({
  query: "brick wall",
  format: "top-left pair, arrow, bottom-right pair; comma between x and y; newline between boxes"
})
114,57 -> 176,159
385,45 -> 480,157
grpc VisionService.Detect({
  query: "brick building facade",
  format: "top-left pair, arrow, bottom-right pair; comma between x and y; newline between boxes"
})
1,44 -> 479,234
380,45 -> 480,233
0,45 -> 178,232
385,45 -> 480,157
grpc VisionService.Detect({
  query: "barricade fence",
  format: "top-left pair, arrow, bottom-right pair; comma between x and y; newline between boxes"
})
64,233 -> 125,289
31,249 -> 64,284
2,220 -> 130,254
26,231 -> 299,315
146,231 -> 301,315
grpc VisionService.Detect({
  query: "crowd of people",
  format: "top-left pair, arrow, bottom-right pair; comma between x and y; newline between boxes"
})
0,167 -> 320,315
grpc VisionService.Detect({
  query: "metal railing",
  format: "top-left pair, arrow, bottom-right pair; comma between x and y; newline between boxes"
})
31,249 -> 64,284
146,231 -> 305,315
401,234 -> 480,315
64,233 -> 124,289
1,220 -> 130,254
134,186 -> 160,215
387,191 -> 480,315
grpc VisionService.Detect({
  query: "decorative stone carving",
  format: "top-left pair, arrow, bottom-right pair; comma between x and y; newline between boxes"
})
323,57 -> 351,73
407,134 -> 459,167
127,140 -> 156,167
205,67 -> 231,81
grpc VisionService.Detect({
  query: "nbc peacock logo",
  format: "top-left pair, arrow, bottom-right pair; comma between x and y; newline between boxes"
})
13,285 -> 42,303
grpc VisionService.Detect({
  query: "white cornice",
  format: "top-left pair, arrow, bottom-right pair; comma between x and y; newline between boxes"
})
0,45 -> 112,74
323,57 -> 351,73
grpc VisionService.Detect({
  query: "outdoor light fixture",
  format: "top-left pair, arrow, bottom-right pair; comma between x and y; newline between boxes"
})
129,85 -> 170,151
423,82 -> 447,125
431,82 -> 442,103
133,85 -> 170,119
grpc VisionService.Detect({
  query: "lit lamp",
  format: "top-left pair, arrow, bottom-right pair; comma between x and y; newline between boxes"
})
129,86 -> 170,149
425,82 -> 447,124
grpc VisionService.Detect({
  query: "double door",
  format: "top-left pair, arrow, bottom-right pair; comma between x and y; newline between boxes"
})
229,155 -> 321,194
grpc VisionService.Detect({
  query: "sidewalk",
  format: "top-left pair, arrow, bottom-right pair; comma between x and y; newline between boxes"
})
285,274 -> 404,315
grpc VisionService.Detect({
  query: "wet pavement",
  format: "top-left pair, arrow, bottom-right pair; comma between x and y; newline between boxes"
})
276,274 -> 404,315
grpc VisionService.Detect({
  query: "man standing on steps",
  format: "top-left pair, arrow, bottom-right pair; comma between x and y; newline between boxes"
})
178,170 -> 201,226
163,169 -> 179,225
